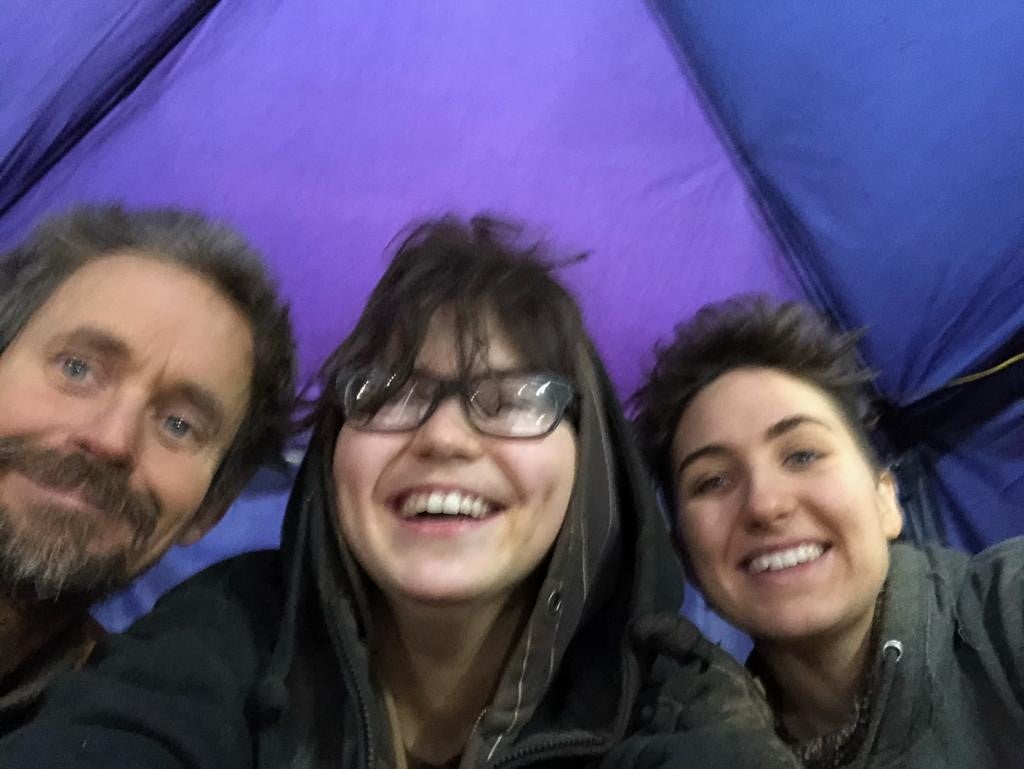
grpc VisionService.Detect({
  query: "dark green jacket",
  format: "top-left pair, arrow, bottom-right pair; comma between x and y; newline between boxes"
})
847,541 -> 1024,768
0,343 -> 799,769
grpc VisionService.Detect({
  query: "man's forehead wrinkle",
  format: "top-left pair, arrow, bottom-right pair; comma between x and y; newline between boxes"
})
53,330 -> 232,430
26,257 -> 253,431
150,345 -> 250,438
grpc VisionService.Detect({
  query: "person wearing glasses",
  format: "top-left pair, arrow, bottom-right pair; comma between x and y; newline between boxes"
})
0,216 -> 800,769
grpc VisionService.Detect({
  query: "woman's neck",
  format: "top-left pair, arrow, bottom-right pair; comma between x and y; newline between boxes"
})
374,587 -> 533,768
757,603 -> 879,742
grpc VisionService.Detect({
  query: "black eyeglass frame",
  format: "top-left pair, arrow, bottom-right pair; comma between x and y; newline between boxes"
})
339,368 -> 578,439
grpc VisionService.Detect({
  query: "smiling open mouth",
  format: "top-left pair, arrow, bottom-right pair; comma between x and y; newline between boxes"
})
398,490 -> 497,521
745,543 -> 830,575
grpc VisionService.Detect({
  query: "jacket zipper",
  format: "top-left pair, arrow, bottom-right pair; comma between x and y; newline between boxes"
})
487,734 -> 605,769
483,619 -> 641,769
852,639 -> 903,769
326,604 -> 376,769
487,653 -> 637,768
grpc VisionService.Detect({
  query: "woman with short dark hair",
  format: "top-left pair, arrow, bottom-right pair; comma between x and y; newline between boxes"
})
633,296 -> 1024,768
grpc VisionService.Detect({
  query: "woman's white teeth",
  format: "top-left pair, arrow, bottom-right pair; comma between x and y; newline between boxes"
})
749,543 -> 824,574
401,491 -> 491,519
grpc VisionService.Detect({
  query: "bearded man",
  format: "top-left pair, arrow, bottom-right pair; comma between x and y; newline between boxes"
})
0,205 -> 295,732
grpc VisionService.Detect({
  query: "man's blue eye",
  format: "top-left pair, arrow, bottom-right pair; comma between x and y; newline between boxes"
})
62,357 -> 90,380
164,416 -> 192,438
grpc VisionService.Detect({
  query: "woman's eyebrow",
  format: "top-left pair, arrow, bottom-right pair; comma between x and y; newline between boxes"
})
676,415 -> 832,477
764,414 -> 832,440
677,444 -> 730,478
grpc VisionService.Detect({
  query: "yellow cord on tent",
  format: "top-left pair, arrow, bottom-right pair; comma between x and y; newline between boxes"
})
946,350 -> 1024,387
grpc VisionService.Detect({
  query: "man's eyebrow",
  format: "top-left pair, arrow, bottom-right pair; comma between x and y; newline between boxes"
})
675,415 -> 833,478
60,327 -> 131,359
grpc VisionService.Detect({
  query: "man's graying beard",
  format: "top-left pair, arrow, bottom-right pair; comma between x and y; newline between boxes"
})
0,436 -> 160,602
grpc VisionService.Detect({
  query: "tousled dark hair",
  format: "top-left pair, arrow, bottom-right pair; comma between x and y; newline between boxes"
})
631,296 -> 879,502
0,204 -> 297,513
309,214 -> 588,427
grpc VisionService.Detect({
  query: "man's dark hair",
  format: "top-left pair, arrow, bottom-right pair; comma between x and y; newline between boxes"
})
631,295 -> 879,502
310,214 -> 588,425
0,204 -> 297,512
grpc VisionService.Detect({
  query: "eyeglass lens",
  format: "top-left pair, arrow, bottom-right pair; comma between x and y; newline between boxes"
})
343,371 -> 572,438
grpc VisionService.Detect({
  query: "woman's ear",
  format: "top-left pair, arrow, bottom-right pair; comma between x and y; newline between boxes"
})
876,469 -> 904,541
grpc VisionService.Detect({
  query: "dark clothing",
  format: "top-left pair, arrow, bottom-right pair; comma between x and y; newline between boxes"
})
0,344 -> 798,769
0,612 -> 104,735
760,541 -> 1024,768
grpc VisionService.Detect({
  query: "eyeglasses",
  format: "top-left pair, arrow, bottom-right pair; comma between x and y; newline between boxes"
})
340,369 -> 576,438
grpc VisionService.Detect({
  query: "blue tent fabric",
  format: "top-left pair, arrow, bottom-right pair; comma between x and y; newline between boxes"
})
893,362 -> 1024,552
652,0 -> 1024,551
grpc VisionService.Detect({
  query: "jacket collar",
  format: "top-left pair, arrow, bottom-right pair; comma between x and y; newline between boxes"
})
851,543 -> 949,766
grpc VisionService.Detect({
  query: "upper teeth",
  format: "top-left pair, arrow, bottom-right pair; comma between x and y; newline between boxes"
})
400,490 -> 492,519
748,543 -> 824,574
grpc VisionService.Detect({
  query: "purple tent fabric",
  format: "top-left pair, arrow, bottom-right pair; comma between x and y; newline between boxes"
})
2,2 -> 796,652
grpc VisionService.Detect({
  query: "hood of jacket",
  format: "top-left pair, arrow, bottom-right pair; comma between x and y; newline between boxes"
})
256,339 -> 687,767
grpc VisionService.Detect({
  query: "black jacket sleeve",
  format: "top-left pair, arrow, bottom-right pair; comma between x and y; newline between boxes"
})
0,552 -> 282,769
599,614 -> 800,769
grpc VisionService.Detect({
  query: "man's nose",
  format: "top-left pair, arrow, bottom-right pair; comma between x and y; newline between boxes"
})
69,400 -> 143,469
